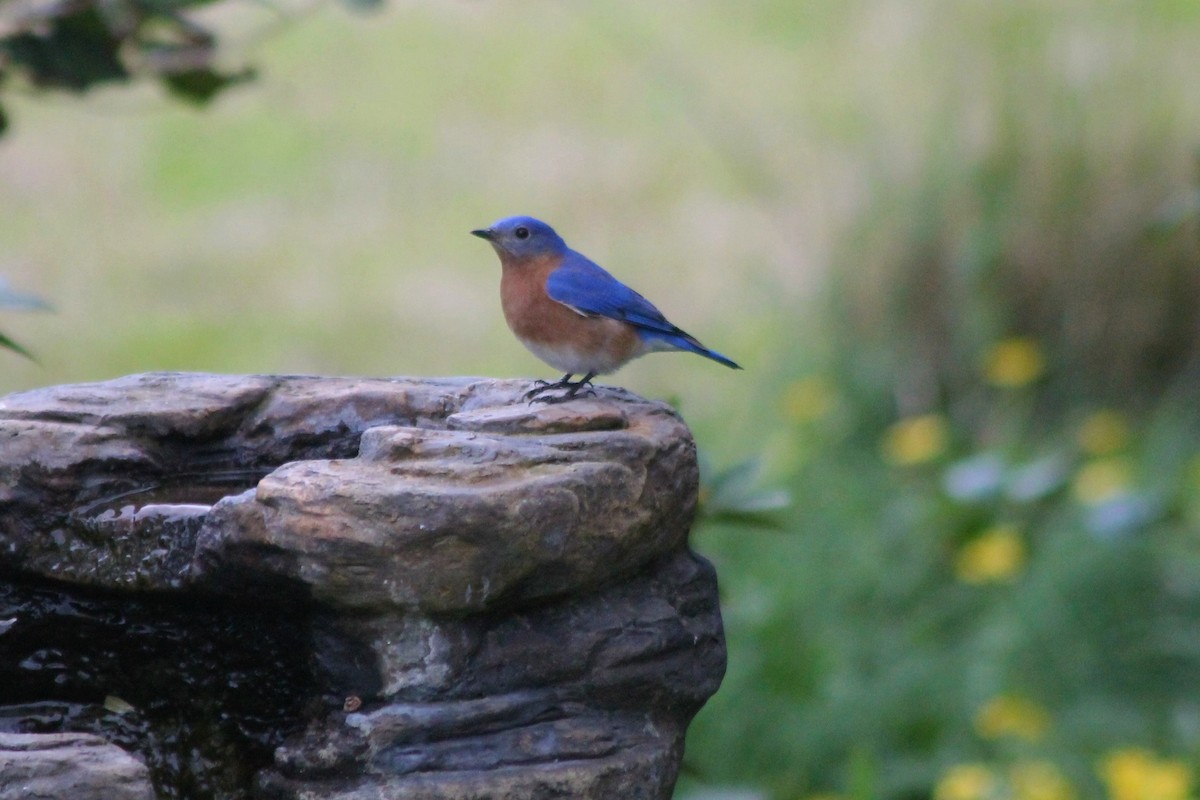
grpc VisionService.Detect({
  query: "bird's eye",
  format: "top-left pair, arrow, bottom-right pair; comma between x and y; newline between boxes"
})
514,226 -> 530,240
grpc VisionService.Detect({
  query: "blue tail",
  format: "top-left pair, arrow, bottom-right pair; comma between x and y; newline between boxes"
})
644,330 -> 742,370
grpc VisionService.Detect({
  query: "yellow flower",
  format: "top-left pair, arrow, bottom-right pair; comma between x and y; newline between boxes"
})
882,414 -> 950,466
985,337 -> 1046,388
935,763 -> 998,800
974,695 -> 1050,742
1077,411 -> 1131,456
1099,748 -> 1193,800
783,376 -> 836,423
1072,458 -> 1133,505
1011,761 -> 1075,800
955,525 -> 1027,584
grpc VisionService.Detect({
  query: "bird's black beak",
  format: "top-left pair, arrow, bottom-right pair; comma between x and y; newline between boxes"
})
470,228 -> 495,241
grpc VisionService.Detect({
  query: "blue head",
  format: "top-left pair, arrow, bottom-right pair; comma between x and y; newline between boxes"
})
471,216 -> 568,261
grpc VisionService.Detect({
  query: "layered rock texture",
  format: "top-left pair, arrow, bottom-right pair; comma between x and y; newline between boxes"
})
0,373 -> 725,799
0,732 -> 155,800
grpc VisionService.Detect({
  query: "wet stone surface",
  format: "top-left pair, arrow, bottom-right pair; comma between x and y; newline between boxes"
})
0,373 -> 725,800
0,576 -> 317,799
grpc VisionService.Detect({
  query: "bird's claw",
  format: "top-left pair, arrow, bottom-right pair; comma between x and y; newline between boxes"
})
523,381 -> 557,401
524,374 -> 596,404
529,386 -> 596,405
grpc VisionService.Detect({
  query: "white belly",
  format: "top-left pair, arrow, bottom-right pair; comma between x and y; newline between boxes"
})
519,337 -> 646,376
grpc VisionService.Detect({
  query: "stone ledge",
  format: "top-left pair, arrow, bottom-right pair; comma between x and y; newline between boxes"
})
0,373 -> 697,610
0,373 -> 724,800
0,732 -> 154,800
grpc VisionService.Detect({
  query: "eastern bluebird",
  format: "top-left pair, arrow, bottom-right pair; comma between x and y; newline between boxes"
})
471,215 -> 741,402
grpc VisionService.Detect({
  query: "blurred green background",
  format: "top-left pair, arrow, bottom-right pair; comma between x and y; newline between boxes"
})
4,1 -> 1200,798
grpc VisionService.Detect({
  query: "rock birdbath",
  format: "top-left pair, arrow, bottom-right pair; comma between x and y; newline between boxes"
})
0,373 -> 725,799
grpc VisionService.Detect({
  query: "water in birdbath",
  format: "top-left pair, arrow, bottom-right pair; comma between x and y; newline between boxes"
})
0,571 -> 317,800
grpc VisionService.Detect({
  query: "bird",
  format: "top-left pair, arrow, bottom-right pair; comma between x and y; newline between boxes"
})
471,215 -> 741,402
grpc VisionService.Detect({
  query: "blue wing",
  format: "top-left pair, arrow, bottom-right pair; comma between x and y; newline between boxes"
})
545,252 -> 678,333
545,251 -> 741,369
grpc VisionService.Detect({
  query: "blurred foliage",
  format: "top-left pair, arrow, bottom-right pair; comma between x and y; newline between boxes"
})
0,277 -> 50,360
2,1 -> 1200,799
680,4 -> 1200,798
825,18 -> 1200,412
0,0 -> 268,131
697,454 -> 790,530
686,347 -> 1200,800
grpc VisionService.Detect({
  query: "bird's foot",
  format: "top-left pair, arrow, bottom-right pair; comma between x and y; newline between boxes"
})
525,373 -> 596,404
530,386 -> 596,405
523,377 -> 566,401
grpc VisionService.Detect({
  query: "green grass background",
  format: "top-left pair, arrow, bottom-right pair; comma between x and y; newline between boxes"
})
4,2 -> 1200,798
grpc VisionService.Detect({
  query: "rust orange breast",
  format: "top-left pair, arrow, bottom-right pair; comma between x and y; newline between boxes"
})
498,255 -> 643,374
499,255 -> 578,344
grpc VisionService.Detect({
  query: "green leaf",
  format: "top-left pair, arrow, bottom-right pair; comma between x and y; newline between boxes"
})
0,278 -> 52,311
1149,189 -> 1200,236
162,66 -> 256,105
137,0 -> 228,11
103,695 -> 136,714
0,330 -> 36,361
2,7 -> 129,92
676,791 -> 766,800
338,0 -> 386,11
1005,453 -> 1070,503
848,747 -> 879,800
698,455 -> 791,529
0,279 -> 49,361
